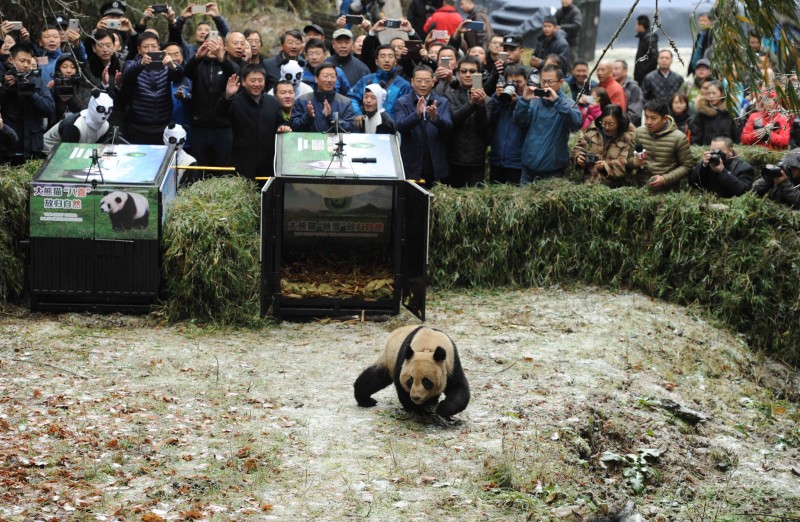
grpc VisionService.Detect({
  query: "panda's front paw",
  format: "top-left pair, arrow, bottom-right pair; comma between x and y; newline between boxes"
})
435,414 -> 458,427
357,397 -> 378,408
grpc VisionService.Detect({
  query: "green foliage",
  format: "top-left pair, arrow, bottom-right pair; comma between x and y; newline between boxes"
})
600,448 -> 663,494
0,161 -> 38,301
429,157 -> 800,366
159,176 -> 261,325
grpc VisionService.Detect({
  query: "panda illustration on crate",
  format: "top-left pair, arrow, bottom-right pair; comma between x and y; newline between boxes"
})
354,325 -> 470,419
99,191 -> 150,231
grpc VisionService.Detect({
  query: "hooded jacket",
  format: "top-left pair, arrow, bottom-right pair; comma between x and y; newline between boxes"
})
513,92 -> 582,173
347,67 -> 411,116
740,97 -> 790,150
360,83 -> 396,134
629,115 -> 694,188
689,95 -> 739,146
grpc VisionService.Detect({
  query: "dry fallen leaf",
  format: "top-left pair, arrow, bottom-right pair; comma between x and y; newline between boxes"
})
142,514 -> 166,522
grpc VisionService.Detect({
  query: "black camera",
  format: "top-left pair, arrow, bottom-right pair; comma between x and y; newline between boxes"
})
526,72 -> 540,87
10,69 -> 41,96
499,84 -> 516,104
762,161 -> 785,181
583,153 -> 598,166
708,148 -> 727,167
152,3 -> 169,13
53,73 -> 80,97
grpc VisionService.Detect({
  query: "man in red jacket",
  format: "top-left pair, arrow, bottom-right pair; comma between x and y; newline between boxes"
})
424,0 -> 462,38
596,59 -> 626,112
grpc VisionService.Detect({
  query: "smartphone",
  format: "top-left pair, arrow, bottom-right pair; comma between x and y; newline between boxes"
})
208,30 -> 219,41
152,4 -> 169,14
345,14 -> 363,25
68,19 -> 80,32
191,4 -> 207,14
533,88 -> 548,97
385,19 -> 401,29
440,56 -> 450,68
106,19 -> 122,29
472,73 -> 483,89
432,29 -> 448,40
498,51 -> 508,62
8,21 -> 23,30
465,21 -> 484,31
426,98 -> 436,106
405,40 -> 423,56
147,51 -> 166,69
583,95 -> 595,104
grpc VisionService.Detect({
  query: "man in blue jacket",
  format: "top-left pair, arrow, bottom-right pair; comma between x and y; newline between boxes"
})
394,65 -> 452,185
487,64 -> 527,184
513,64 -> 581,185
291,63 -> 355,132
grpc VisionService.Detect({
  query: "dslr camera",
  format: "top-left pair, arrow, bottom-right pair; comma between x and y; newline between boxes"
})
708,148 -> 727,167
53,72 -> 80,97
498,79 -> 517,104
762,161 -> 786,181
8,69 -> 42,96
583,153 -> 598,167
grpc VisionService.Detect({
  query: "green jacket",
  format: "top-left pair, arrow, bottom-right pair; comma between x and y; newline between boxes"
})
629,116 -> 694,189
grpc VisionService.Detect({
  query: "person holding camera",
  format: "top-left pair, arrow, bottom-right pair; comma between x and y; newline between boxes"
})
487,64 -> 527,184
688,136 -> 754,197
443,56 -> 489,187
0,43 -> 54,163
513,64 -> 582,185
48,55 -> 93,126
751,149 -> 800,209
572,104 -> 635,187
121,33 -> 185,144
740,90 -> 790,150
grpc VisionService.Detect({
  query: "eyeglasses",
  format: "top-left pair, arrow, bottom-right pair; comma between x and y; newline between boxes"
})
600,120 -> 618,127
540,79 -> 560,86
459,69 -> 478,74
95,42 -> 114,49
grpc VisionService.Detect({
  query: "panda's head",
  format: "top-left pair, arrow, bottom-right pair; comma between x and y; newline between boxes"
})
398,329 -> 452,405
280,59 -> 304,89
163,123 -> 187,149
99,191 -> 127,214
83,90 -> 114,130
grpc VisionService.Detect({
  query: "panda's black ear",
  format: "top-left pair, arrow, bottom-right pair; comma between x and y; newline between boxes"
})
434,346 -> 447,362
405,347 -> 415,360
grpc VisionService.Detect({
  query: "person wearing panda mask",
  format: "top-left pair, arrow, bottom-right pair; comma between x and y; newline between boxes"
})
354,83 -> 396,134
163,123 -> 198,185
42,91 -> 113,154
267,59 -> 312,99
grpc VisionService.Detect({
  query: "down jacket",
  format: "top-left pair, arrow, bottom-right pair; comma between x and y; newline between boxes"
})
572,124 -> 635,187
122,59 -> 184,126
445,83 -> 489,167
740,110 -> 791,150
629,115 -> 694,188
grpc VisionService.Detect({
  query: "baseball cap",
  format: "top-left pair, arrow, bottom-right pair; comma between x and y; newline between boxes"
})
502,35 -> 522,48
303,24 -> 325,36
333,28 -> 353,40
47,13 -> 69,29
100,0 -> 127,16
783,148 -> 800,170
695,58 -> 712,69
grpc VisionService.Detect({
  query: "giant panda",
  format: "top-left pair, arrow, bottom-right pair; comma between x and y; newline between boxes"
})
99,191 -> 150,231
354,325 -> 470,418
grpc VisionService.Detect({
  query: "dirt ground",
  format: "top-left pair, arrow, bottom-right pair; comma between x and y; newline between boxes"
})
1,287 -> 799,521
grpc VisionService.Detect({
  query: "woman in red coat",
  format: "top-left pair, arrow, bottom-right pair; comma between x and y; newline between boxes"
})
740,90 -> 790,150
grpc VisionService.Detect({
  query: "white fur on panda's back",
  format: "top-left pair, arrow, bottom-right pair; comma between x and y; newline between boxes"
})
100,191 -> 149,219
382,325 -> 455,376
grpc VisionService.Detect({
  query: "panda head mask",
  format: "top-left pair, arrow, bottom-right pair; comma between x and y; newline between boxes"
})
163,123 -> 187,149
82,91 -> 114,130
280,59 -> 304,92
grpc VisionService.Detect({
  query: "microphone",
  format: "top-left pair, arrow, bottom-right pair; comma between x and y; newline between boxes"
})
635,144 -> 643,153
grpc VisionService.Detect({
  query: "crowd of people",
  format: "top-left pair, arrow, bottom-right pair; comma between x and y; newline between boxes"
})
2,0 -> 800,207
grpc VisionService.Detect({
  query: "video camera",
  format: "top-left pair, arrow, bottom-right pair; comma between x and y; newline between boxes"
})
53,72 -> 80,97
708,148 -> 727,167
7,69 -> 42,96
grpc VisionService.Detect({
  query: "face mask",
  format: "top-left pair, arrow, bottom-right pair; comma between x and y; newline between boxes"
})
163,123 -> 187,149
84,91 -> 114,129
280,59 -> 304,87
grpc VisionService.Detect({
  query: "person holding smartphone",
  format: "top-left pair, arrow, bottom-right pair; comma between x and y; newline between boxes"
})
442,56 -> 489,187
457,0 -> 493,49
512,64 -> 581,185
327,28 -> 370,87
121,33 -> 184,144
423,0 -> 462,38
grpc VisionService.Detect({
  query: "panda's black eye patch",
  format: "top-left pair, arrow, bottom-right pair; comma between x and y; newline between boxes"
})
422,378 -> 433,390
406,377 -> 413,388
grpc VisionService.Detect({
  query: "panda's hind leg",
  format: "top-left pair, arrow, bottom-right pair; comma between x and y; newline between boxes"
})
354,364 -> 392,407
